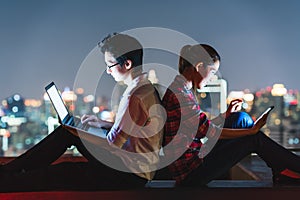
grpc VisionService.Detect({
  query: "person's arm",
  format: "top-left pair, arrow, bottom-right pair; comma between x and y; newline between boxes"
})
107,94 -> 150,147
212,99 -> 242,125
81,114 -> 114,129
219,127 -> 257,139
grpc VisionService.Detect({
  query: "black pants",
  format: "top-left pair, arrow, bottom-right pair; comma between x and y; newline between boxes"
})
1,126 -> 146,191
181,112 -> 300,186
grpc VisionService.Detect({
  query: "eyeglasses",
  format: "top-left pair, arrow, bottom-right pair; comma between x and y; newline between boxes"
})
107,62 -> 120,69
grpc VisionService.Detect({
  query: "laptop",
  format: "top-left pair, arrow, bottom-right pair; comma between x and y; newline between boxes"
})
45,81 -> 108,138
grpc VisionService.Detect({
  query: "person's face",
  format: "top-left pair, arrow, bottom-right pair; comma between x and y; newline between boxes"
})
194,60 -> 220,89
104,51 -> 129,82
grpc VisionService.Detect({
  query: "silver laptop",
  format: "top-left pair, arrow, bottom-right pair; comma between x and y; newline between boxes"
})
45,81 -> 108,138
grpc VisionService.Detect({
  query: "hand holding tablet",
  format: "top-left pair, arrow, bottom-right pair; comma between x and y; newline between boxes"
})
254,106 -> 274,125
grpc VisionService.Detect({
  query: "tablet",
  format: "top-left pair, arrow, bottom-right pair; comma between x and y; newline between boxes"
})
254,106 -> 274,124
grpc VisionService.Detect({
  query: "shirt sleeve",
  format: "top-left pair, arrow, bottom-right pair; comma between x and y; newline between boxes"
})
178,92 -> 210,139
107,94 -> 148,148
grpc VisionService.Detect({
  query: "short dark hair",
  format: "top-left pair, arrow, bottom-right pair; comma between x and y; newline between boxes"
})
98,33 -> 143,68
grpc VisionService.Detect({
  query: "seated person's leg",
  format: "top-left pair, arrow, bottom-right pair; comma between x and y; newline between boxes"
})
1,126 -> 80,173
224,112 -> 254,129
214,112 -> 254,179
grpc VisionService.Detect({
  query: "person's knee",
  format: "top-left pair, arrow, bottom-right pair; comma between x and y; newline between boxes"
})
224,112 -> 254,129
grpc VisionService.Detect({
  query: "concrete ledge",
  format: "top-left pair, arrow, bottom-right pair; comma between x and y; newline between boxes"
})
145,179 -> 273,189
145,180 -> 176,188
0,155 -> 87,165
207,180 -> 273,188
0,155 -> 275,190
1,188 -> 300,200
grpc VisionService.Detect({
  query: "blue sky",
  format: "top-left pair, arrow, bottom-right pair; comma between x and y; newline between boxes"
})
1,0 -> 300,100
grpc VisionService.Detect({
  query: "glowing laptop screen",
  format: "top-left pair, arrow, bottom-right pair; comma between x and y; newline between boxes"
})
46,84 -> 69,121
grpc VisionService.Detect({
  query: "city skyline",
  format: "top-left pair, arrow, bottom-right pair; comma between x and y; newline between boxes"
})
1,0 -> 300,100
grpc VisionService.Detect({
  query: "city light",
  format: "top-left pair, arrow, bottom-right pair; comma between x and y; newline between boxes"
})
47,116 -> 59,134
1,100 -> 8,107
24,99 -> 42,107
100,110 -> 115,122
1,81 -> 300,157
76,88 -> 84,95
271,84 -> 287,97
43,92 -> 50,101
227,91 -> 244,102
243,93 -> 254,102
0,129 -> 10,137
84,95 -> 95,103
62,88 -> 77,102
0,107 -> 4,116
13,94 -> 21,101
1,116 -> 27,126
92,106 -> 100,114
12,106 -> 18,113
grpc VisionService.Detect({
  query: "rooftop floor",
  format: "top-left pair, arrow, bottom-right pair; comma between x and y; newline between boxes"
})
1,154 -> 300,200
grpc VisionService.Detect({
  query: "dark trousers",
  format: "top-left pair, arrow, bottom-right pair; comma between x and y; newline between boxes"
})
1,126 -> 146,191
181,112 -> 300,186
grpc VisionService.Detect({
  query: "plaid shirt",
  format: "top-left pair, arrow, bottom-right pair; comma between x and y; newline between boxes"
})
162,75 -> 218,184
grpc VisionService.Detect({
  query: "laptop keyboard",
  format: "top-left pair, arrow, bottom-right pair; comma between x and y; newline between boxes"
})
73,117 -> 89,131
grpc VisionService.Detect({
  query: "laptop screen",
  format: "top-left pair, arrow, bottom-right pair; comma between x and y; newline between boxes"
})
46,83 -> 69,121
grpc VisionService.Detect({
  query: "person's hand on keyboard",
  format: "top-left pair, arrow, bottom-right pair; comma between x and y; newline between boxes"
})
81,114 -> 113,130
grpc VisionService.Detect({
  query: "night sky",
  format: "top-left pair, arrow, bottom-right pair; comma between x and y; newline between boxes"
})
1,0 -> 300,101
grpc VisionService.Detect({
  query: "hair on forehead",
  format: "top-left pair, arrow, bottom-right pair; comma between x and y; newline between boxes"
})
178,44 -> 220,74
98,33 -> 143,68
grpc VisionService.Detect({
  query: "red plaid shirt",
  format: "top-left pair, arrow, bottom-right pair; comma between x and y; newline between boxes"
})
162,75 -> 218,184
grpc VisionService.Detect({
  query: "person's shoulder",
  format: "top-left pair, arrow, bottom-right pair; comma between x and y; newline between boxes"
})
162,87 -> 177,104
134,78 -> 155,91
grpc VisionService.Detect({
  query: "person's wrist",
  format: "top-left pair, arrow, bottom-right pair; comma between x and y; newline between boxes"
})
220,112 -> 226,119
250,126 -> 258,135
